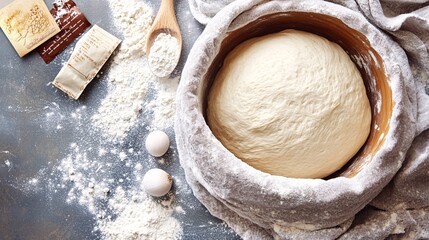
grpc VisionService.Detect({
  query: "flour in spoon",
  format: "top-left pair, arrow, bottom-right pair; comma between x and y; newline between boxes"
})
148,33 -> 181,78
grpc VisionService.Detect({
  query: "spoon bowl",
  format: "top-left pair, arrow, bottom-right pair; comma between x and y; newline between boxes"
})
146,0 -> 182,77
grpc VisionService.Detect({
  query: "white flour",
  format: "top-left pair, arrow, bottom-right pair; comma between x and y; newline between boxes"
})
108,0 -> 153,60
91,58 -> 151,141
91,0 -> 154,142
50,0 -> 183,239
148,33 -> 181,78
92,0 -> 179,142
97,187 -> 182,240
55,139 -> 183,240
148,76 -> 180,130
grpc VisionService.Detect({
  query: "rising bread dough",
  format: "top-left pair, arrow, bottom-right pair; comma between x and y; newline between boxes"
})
207,30 -> 371,179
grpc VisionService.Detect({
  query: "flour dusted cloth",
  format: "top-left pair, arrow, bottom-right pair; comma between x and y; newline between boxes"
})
188,0 -> 236,24
177,0 -> 429,238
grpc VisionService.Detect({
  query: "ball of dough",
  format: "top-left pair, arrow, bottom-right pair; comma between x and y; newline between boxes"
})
207,30 -> 371,179
145,130 -> 170,157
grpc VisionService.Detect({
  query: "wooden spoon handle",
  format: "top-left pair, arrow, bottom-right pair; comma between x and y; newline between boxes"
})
157,0 -> 179,31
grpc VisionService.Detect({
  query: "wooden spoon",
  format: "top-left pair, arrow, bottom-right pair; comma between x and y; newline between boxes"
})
146,0 -> 182,77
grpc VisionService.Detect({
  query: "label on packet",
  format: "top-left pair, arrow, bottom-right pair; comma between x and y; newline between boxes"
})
0,0 -> 61,57
37,0 -> 91,64
53,25 -> 121,100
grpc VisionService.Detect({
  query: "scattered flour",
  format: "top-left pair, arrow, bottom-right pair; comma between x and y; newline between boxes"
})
48,0 -> 182,239
148,76 -> 180,130
148,33 -> 181,78
92,0 -> 179,142
91,58 -> 151,141
98,187 -> 182,240
108,0 -> 154,60
91,0 -> 154,142
56,137 -> 182,240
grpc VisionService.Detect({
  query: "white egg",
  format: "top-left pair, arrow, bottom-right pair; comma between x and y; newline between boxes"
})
142,168 -> 173,197
145,130 -> 170,157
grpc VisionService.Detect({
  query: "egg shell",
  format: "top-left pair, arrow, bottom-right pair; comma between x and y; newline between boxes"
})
142,168 -> 173,197
145,130 -> 170,157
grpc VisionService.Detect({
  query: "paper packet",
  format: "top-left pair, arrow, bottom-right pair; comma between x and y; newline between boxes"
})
37,0 -> 91,63
0,0 -> 61,57
53,25 -> 121,99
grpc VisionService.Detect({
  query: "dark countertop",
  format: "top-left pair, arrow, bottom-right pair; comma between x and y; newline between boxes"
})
0,0 -> 240,239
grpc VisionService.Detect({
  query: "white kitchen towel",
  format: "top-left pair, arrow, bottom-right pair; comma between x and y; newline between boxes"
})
178,0 -> 429,238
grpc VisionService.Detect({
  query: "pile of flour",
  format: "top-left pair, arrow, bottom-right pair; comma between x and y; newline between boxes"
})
92,0 -> 179,142
148,33 -> 181,78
